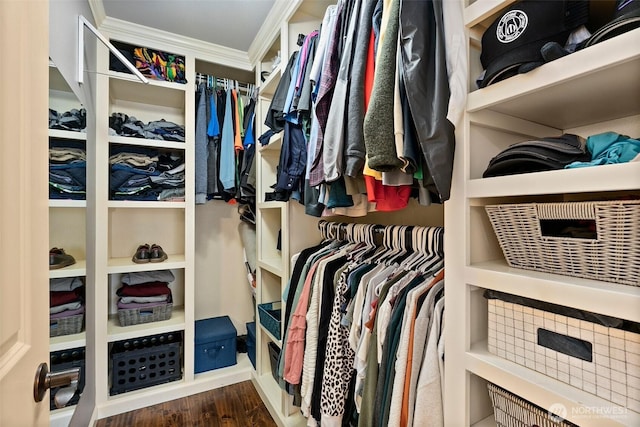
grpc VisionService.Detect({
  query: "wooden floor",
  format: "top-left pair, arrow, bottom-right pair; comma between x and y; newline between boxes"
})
96,381 -> 277,427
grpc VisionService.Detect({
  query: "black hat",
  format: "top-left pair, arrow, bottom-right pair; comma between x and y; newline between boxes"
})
585,0 -> 640,47
479,1 -> 589,88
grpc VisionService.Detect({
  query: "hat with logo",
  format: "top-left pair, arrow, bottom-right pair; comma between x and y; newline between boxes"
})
479,0 -> 590,88
585,0 -> 640,47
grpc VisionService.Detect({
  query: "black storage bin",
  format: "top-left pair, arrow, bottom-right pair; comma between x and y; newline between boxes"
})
268,341 -> 280,382
50,347 -> 85,410
110,331 -> 182,396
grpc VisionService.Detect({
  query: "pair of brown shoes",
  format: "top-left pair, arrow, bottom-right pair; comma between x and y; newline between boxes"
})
132,244 -> 167,264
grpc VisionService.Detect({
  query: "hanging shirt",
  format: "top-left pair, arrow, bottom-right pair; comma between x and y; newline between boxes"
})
220,89 -> 235,191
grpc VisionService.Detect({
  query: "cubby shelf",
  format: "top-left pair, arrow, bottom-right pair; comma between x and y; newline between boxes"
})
106,306 -> 185,342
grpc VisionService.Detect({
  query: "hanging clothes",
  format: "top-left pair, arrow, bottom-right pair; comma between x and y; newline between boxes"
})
275,222 -> 446,427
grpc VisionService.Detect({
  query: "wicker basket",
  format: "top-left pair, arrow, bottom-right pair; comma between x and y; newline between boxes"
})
486,290 -> 640,413
485,200 -> 640,286
118,302 -> 173,327
50,313 -> 84,337
258,302 -> 281,340
488,382 -> 578,427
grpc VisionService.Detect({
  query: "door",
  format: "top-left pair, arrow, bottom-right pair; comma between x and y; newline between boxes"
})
0,1 -> 51,426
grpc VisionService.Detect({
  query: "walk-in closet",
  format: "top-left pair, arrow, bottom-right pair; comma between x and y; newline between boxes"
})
1,0 -> 638,426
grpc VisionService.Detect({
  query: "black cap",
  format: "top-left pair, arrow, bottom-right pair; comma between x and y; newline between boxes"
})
479,1 -> 590,88
585,0 -> 640,47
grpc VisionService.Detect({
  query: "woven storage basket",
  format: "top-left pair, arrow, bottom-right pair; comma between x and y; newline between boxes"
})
50,313 -> 84,337
488,382 -> 578,427
486,290 -> 640,413
118,302 -> 172,327
258,302 -> 281,340
485,200 -> 640,286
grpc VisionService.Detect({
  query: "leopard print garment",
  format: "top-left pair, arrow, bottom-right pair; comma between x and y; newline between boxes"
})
320,263 -> 358,421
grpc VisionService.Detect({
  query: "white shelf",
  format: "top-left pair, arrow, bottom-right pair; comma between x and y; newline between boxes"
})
49,259 -> 87,278
467,29 -> 640,130
193,353 -> 252,382
107,255 -> 186,274
259,132 -> 283,152
467,162 -> 640,198
257,201 -> 286,209
109,134 -> 186,150
49,199 -> 86,208
109,70 -> 187,92
254,373 -> 283,416
259,323 -> 282,348
49,405 -> 77,427
258,259 -> 283,277
466,260 -> 640,323
48,128 -> 87,140
467,343 -> 640,427
50,332 -> 86,352
109,73 -> 186,109
107,200 -> 186,209
464,0 -> 517,27
260,67 -> 282,97
107,306 -> 185,342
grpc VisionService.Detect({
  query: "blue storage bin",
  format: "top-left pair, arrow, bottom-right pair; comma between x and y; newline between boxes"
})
246,321 -> 256,369
194,316 -> 237,373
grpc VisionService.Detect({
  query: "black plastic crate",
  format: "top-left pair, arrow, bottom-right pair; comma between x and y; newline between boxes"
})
50,347 -> 85,410
110,331 -> 183,396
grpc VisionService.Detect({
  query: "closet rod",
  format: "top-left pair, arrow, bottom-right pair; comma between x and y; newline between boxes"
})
195,73 -> 253,90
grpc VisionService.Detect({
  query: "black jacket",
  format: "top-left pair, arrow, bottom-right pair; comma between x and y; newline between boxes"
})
399,0 -> 455,202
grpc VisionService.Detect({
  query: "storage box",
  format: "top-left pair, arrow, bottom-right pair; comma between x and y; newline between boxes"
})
258,302 -> 282,340
195,316 -> 237,373
247,321 -> 256,369
50,313 -> 84,337
110,331 -> 182,395
50,347 -> 85,410
118,300 -> 173,327
268,341 -> 280,382
486,290 -> 640,413
487,382 -> 577,427
485,200 -> 640,286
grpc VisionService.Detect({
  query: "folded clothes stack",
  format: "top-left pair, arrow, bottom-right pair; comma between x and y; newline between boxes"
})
50,277 -> 85,322
109,112 -> 185,142
49,139 -> 86,200
109,145 -> 185,201
116,270 -> 175,313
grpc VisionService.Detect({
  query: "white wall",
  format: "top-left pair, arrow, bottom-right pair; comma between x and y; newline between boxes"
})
195,202 -> 255,335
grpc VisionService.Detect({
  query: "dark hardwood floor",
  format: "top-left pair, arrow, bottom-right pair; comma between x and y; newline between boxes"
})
95,381 -> 277,427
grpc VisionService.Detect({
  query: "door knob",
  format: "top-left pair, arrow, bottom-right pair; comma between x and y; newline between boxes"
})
33,362 -> 80,408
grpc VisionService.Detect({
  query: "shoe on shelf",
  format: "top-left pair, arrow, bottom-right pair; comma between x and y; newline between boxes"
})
132,244 -> 151,264
49,248 -> 76,270
149,244 -> 168,263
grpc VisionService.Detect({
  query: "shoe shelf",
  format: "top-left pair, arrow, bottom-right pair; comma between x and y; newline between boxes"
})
49,259 -> 87,279
257,259 -> 283,277
106,254 -> 186,274
260,66 -> 282,98
258,132 -> 282,152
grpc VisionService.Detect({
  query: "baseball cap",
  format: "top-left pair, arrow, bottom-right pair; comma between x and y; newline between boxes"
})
584,0 -> 640,47
479,0 -> 590,88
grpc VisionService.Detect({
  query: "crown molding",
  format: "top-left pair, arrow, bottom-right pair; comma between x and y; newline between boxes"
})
88,0 -> 106,27
99,16 -> 252,71
247,0 -> 303,66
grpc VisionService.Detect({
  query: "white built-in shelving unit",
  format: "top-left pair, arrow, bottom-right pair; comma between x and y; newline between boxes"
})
445,1 -> 640,426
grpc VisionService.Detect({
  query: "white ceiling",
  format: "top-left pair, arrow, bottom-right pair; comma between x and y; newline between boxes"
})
101,0 -> 276,51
